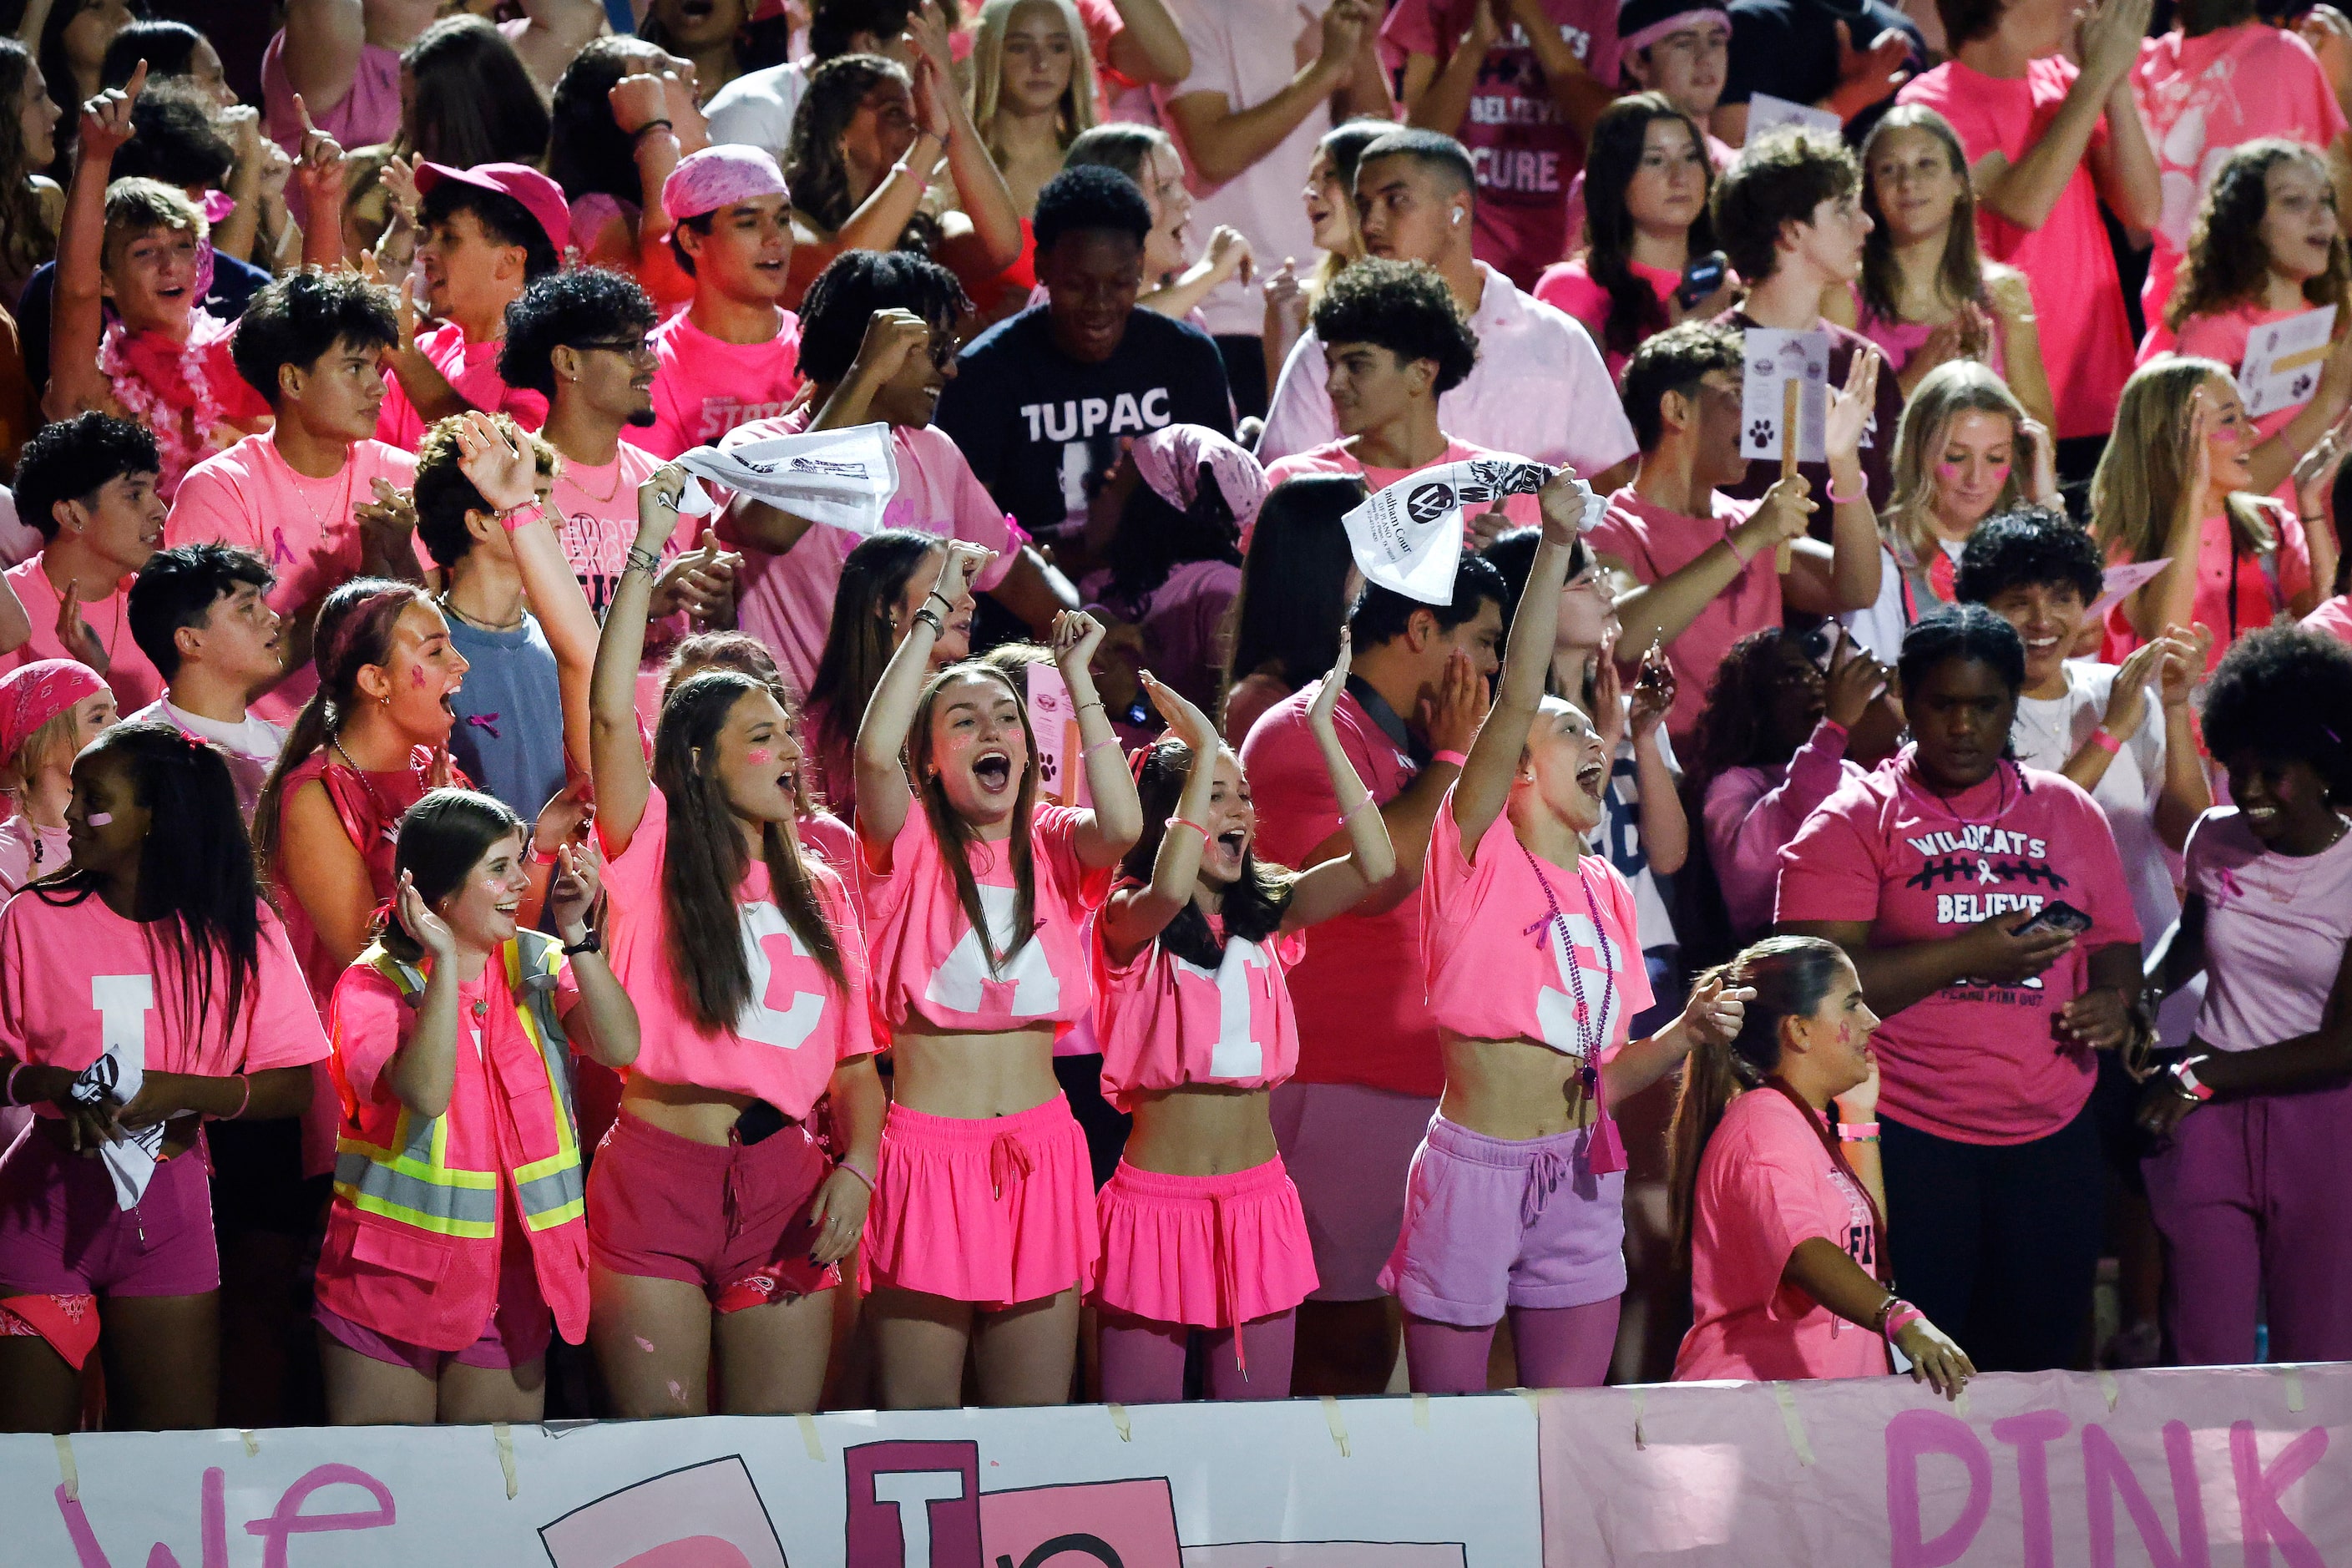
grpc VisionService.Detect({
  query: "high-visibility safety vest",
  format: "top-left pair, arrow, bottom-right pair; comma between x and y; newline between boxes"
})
326,930 -> 589,1352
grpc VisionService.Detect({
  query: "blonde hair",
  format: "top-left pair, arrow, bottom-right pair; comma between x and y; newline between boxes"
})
2092,356 -> 2278,566
0,710 -> 85,794
1882,359 -> 2031,571
967,0 -> 1097,165
101,176 -> 206,272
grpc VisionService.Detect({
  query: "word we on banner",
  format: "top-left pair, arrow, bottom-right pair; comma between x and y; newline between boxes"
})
1538,1363 -> 2349,1565
4,1395 -> 1540,1567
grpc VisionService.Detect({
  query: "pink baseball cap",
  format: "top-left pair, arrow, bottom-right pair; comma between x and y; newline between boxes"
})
0,660 -> 106,766
413,160 -> 571,255
1133,424 -> 1267,535
662,144 -> 792,222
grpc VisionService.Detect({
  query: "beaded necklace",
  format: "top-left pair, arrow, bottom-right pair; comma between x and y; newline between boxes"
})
1517,839 -> 1616,1083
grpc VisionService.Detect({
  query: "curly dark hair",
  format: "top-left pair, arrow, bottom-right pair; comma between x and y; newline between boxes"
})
1620,320 -> 1743,453
2167,139 -> 2351,331
109,79 -> 234,190
1581,94 -> 1718,359
128,543 -> 275,680
498,266 -> 660,398
1031,162 -> 1153,253
13,412 -> 160,542
1953,505 -> 2105,608
1712,125 -> 1859,285
1309,257 -> 1478,395
1119,736 -> 1293,969
795,248 -> 971,385
230,269 -> 400,406
788,54 -> 912,232
1682,627 -> 1804,794
2201,626 -> 2352,794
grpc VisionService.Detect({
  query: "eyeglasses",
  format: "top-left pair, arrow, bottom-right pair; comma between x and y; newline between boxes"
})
573,336 -> 656,361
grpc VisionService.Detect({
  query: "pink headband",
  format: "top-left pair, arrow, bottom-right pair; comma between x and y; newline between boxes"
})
0,660 -> 106,765
1132,424 -> 1267,534
1621,8 -> 1731,55
662,145 -> 792,222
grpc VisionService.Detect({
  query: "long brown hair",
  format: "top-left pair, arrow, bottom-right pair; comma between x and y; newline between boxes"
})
652,672 -> 847,1033
0,41 -> 55,293
1581,93 -> 1718,360
1120,736 -> 1292,967
1858,105 -> 1989,330
905,661 -> 1040,974
2167,139 -> 2352,332
1666,936 -> 1859,1262
807,531 -> 943,798
379,790 -> 526,965
252,579 -> 430,878
2092,356 -> 2279,567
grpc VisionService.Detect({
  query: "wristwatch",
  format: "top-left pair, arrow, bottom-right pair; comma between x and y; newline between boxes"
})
2168,1056 -> 2214,1103
561,928 -> 603,958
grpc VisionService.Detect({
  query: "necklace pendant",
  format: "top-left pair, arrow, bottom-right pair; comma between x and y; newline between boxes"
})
472,999 -> 488,1020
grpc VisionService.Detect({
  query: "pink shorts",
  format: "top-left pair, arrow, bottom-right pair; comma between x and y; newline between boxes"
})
863,1095 -> 1096,1309
314,1227 -> 553,1373
1268,1080 -> 1439,1302
1093,1156 -> 1318,1329
1378,1113 -> 1627,1328
0,1121 -> 219,1297
586,1109 -> 839,1312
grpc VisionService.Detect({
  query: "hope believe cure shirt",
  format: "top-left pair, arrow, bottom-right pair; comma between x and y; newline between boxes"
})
1775,751 -> 2139,1145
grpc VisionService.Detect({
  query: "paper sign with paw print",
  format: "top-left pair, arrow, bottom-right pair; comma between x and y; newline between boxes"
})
1741,328 -> 1831,463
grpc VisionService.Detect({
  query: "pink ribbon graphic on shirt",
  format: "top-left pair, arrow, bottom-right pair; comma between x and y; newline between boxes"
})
466,713 -> 500,738
2216,867 -> 2245,904
270,527 -> 296,565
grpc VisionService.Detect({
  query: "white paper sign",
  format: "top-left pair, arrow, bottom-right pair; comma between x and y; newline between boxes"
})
2238,305 -> 2336,417
2083,557 -> 2170,625
1023,661 -> 1091,808
1748,93 -> 1844,139
1741,328 -> 1831,463
1342,457 -> 1567,604
672,421 -> 901,533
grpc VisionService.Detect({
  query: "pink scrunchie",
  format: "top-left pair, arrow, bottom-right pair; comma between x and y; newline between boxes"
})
1131,423 -> 1267,535
0,660 -> 107,766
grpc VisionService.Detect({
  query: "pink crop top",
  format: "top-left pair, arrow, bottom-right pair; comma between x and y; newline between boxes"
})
1092,911 -> 1306,1113
857,802 -> 1111,1039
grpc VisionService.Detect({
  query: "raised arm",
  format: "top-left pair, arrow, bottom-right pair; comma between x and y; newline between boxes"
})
1099,673 -> 1222,961
44,64 -> 144,423
910,14 -> 1021,272
1102,0 -> 1191,84
589,466 -> 686,856
1052,609 -> 1146,867
2150,625 -> 2213,850
1400,8 -> 1502,139
1282,630 -> 1397,928
724,311 -> 929,555
381,873 -> 464,1118
508,0 -> 609,91
547,847 -> 640,1070
1608,478 -> 1813,655
855,540 -> 994,856
1455,471 -> 1585,848
289,94 -> 351,271
1969,0 -> 2148,232
279,0 -> 369,114
1783,351 -> 1884,615
1162,0 -> 1373,185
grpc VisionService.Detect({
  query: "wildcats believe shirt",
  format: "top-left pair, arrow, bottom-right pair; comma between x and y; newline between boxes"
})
1773,749 -> 2140,1146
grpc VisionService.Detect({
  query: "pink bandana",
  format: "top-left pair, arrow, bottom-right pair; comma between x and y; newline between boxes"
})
1132,423 -> 1267,535
661,145 -> 792,222
0,660 -> 107,766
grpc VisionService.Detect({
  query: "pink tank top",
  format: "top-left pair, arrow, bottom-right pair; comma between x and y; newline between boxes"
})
857,803 -> 1110,1039
1854,295 -> 2008,380
1092,909 -> 1305,1113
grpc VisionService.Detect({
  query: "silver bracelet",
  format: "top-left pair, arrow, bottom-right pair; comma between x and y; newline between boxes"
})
624,544 -> 664,576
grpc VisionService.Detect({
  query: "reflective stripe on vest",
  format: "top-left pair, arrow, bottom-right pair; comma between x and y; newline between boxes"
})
333,932 -> 583,1237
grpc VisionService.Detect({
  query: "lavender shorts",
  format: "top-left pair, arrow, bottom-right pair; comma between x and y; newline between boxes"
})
0,1120 -> 219,1297
1377,1114 -> 1627,1327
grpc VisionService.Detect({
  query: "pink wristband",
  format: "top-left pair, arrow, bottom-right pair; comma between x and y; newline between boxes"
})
1825,472 -> 1864,504
1723,533 -> 1757,568
2089,727 -> 2122,755
836,1158 -> 875,1194
1168,816 -> 1211,840
1837,1120 -> 1880,1142
1430,749 -> 1469,769
3,1060 -> 26,1106
1883,1305 -> 1925,1343
495,501 -> 542,532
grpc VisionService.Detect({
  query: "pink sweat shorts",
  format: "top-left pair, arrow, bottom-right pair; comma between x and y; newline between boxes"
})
1093,1155 -> 1319,1329
314,1223 -> 553,1374
587,1109 -> 840,1311
1267,1080 -> 1440,1301
0,1120 -> 219,1297
1378,1113 -> 1628,1328
862,1095 -> 1096,1309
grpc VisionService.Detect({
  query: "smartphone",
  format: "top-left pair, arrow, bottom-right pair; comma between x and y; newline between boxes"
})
1677,250 -> 1729,310
2011,901 -> 2093,938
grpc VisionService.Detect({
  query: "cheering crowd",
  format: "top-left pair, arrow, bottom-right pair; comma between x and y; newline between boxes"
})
0,0 -> 2348,1434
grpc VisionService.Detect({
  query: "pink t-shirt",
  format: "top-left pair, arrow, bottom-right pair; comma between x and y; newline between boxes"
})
599,786 -> 874,1119
1774,751 -> 2142,1144
641,309 -> 805,461
2304,593 -> 2352,643
1702,718 -> 1868,939
2181,807 -> 2352,1055
1533,257 -> 1678,378
856,802 -> 1110,1039
1588,488 -> 1772,744
168,434 -> 421,724
0,816 -> 68,893
1,556 -> 164,716
728,410 -> 1022,698
1261,438 -> 1545,549
375,322 -> 550,453
1675,1086 -> 1893,1383
261,33 -> 402,154
1093,917 -> 1306,1112
1853,286 -> 2011,382
0,889 -> 327,1085
2100,509 -> 2313,671
1423,787 -> 1651,1055
1239,680 -> 1436,1095
1380,0 -> 1622,290
1898,58 -> 2134,440
2133,23 -> 2348,325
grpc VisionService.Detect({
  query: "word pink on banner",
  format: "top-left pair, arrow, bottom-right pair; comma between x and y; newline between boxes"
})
1537,1364 -> 2349,1567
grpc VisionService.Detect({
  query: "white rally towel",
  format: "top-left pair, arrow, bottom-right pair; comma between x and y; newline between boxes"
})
1342,458 -> 1599,604
66,978 -> 164,1209
670,421 -> 899,532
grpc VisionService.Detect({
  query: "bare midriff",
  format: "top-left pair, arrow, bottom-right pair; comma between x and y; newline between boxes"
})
891,1014 -> 1061,1118
620,1073 -> 761,1146
1437,1032 -> 1597,1141
1121,1083 -> 1277,1176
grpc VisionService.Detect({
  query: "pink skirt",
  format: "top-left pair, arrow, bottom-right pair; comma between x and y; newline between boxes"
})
1093,1156 -> 1318,1329
862,1095 -> 1097,1309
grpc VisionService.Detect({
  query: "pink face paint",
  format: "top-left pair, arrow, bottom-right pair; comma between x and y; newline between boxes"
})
746,748 -> 773,765
665,1379 -> 686,1403
634,1335 -> 656,1353
86,812 -> 112,826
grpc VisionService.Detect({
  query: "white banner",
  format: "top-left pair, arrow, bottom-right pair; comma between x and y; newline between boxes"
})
1747,94 -> 1844,139
673,422 -> 900,533
1342,458 -> 1572,605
